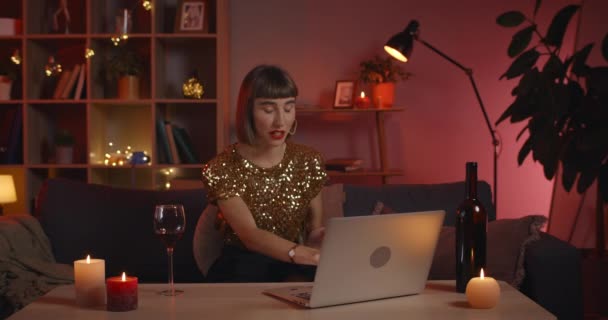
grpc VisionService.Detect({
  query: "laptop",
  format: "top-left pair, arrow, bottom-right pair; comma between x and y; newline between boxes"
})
264,210 -> 445,308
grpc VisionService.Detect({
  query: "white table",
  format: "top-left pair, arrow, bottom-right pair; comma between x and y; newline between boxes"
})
9,280 -> 555,320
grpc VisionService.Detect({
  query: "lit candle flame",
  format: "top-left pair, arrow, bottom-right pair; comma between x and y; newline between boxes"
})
480,268 -> 485,279
86,255 -> 91,264
122,272 -> 126,281
360,91 -> 366,98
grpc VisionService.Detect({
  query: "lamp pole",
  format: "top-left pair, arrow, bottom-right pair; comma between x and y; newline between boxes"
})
414,36 -> 500,213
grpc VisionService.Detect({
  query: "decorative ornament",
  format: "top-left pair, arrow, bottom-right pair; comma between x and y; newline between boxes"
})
44,55 -> 62,77
85,48 -> 95,59
142,0 -> 152,11
103,142 -> 151,166
10,49 -> 21,65
182,70 -> 204,99
111,36 -> 121,46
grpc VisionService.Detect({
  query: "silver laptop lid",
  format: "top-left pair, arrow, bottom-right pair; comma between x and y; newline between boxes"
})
309,210 -> 445,308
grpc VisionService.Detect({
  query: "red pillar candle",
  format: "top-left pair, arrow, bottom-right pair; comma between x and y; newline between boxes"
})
354,91 -> 371,108
106,272 -> 138,312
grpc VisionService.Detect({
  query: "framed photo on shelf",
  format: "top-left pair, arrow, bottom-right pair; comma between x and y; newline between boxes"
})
333,80 -> 355,108
175,0 -> 209,33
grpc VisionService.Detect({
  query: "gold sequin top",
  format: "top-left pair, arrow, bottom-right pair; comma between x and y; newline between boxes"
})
201,142 -> 328,247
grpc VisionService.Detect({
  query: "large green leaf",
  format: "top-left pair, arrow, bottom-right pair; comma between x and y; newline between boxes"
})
602,34 -> 608,63
497,11 -> 526,27
501,49 -> 540,79
516,67 -> 540,96
518,137 -> 533,165
544,5 -> 580,48
600,162 -> 608,202
571,44 -> 593,77
530,118 -> 560,179
542,54 -> 565,80
508,25 -> 536,58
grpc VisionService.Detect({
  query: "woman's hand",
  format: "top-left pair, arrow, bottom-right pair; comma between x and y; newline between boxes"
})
306,227 -> 325,249
293,245 -> 320,266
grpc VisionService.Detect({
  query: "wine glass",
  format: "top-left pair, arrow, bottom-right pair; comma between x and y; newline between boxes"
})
154,204 -> 186,296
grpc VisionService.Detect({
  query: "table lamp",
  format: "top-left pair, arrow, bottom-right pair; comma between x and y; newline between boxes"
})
383,20 -> 501,212
0,175 -> 17,215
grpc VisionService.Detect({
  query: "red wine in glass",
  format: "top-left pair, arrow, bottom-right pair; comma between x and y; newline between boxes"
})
154,204 -> 186,296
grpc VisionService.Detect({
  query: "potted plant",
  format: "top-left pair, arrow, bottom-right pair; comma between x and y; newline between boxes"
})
106,44 -> 143,99
359,55 -> 412,108
0,58 -> 17,100
496,3 -> 608,251
55,129 -> 74,164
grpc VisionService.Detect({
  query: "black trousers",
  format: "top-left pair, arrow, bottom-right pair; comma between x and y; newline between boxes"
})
205,245 -> 316,283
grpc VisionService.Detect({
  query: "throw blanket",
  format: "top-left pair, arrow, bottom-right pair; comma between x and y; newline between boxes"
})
0,215 -> 73,316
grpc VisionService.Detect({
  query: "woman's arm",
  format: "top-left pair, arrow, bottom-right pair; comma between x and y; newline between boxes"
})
218,196 -> 320,265
306,192 -> 325,248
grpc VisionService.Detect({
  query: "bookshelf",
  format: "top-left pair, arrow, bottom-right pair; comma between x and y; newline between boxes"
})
0,0 -> 230,214
297,106 -> 404,184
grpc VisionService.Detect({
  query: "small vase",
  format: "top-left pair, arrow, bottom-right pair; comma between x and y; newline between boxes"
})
0,76 -> 13,100
371,82 -> 395,109
56,146 -> 74,164
118,75 -> 140,99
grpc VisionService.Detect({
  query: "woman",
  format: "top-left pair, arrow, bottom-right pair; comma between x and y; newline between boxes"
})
201,65 -> 327,282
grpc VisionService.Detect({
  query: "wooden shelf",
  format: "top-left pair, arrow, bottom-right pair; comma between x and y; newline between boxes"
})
26,34 -> 88,39
155,99 -> 218,104
27,164 -> 89,169
297,106 -> 404,113
327,169 -> 403,177
156,33 -> 217,39
299,105 -> 403,184
0,0 -> 230,214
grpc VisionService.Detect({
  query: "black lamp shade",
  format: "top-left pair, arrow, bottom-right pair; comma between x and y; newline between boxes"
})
384,20 -> 419,62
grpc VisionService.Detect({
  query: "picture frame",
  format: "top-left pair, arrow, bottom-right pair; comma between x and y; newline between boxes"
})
333,80 -> 355,108
175,0 -> 209,33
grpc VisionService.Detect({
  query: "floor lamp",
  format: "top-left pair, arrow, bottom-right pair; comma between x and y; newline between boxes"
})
383,20 -> 500,212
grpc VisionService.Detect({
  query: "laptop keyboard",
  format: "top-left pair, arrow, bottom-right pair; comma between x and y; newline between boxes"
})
289,286 -> 312,301
294,291 -> 311,300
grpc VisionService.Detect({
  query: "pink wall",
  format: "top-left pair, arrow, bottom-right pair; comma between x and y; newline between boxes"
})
229,0 -> 587,219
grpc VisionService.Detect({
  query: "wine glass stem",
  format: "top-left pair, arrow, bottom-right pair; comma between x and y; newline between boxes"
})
167,247 -> 175,295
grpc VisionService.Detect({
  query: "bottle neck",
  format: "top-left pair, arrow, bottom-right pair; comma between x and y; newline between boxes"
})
465,162 -> 478,199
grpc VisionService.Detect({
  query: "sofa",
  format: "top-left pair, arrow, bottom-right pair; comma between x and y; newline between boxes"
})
0,178 -> 582,319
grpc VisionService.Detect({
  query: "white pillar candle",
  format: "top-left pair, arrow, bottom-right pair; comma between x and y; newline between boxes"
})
74,255 -> 106,307
465,268 -> 501,309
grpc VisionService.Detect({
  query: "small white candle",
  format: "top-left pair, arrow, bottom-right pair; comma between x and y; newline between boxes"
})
74,255 -> 106,307
465,268 -> 501,309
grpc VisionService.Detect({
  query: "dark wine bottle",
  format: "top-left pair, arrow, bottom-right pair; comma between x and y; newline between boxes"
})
455,162 -> 487,293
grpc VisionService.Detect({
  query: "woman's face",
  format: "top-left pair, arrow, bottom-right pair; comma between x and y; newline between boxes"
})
252,97 -> 296,148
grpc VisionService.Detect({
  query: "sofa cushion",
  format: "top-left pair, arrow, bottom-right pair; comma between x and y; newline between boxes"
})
343,181 -> 496,226
37,178 -> 206,283
428,215 -> 547,287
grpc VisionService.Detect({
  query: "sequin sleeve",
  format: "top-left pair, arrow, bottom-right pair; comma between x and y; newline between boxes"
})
201,156 -> 243,203
303,149 -> 328,200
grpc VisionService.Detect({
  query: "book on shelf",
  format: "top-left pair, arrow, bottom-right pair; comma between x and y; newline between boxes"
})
172,126 -> 200,164
155,118 -> 172,164
73,64 -> 86,100
61,64 -> 81,99
325,158 -> 363,172
164,122 -> 181,164
52,69 -> 72,99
